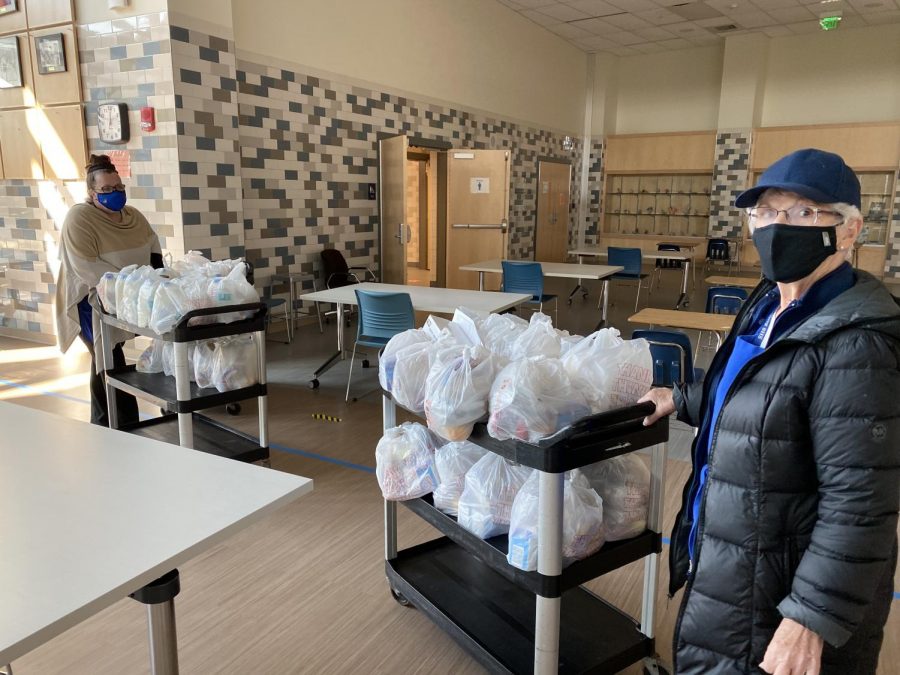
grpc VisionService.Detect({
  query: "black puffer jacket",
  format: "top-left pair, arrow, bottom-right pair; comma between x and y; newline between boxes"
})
670,271 -> 900,673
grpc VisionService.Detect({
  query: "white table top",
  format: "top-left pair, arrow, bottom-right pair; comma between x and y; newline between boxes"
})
0,403 -> 313,665
303,282 -> 531,314
569,249 -> 690,261
459,259 -> 623,280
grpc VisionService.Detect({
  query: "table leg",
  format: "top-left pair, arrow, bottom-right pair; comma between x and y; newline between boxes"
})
310,301 -> 348,384
675,260 -> 690,309
478,271 -> 484,292
289,279 -> 297,336
595,279 -> 610,331
131,570 -> 180,675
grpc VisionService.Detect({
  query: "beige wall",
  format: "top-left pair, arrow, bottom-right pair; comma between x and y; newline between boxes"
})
761,24 -> 900,127
231,0 -> 588,133
599,46 -> 724,135
74,0 -> 166,23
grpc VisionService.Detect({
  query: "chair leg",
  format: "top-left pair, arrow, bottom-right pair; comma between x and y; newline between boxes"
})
345,341 -> 358,402
694,331 -> 702,365
285,307 -> 292,343
316,301 -> 324,333
634,280 -> 641,313
554,296 -> 558,326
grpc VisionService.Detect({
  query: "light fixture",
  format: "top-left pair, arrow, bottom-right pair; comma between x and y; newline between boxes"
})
562,136 -> 575,151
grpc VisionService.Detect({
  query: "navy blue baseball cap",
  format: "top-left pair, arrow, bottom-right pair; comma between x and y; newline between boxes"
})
734,148 -> 861,208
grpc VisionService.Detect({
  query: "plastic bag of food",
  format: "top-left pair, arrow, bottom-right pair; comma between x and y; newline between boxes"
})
507,470 -> 605,571
149,279 -> 188,334
136,270 -> 168,328
378,328 -> 431,392
161,342 -> 196,380
170,250 -> 211,276
424,344 -> 496,441
562,328 -> 652,413
391,341 -> 433,413
488,357 -> 592,443
559,332 -> 583,357
192,340 -> 217,389
581,454 -> 650,541
432,441 -> 486,516
375,422 -> 440,501
119,266 -> 157,325
136,339 -> 165,374
210,335 -> 258,392
206,263 -> 259,323
113,264 -> 138,320
96,271 -> 118,315
457,454 -> 531,538
477,312 -> 528,362
509,313 -> 561,360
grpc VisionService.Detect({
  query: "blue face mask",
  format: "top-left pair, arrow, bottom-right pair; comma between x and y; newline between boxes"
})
96,190 -> 127,212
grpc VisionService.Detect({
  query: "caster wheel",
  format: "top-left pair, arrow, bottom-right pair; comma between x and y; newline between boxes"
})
308,379 -> 320,390
389,586 -> 411,607
226,403 -> 241,416
159,407 -> 167,416
567,299 -> 573,306
362,359 -> 370,369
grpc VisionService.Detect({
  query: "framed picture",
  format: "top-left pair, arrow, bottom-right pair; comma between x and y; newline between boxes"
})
35,33 -> 65,74
0,0 -> 17,16
0,36 -> 21,88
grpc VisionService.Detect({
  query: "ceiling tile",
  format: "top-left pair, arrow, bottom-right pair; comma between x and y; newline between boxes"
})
836,13 -> 867,26
546,21 -> 594,37
570,16 -> 623,33
606,29 -> 644,44
603,11 -> 654,29
789,19 -> 827,31
695,15 -> 739,27
608,45 -> 641,55
575,34 -> 621,48
749,0 -> 803,8
520,8 -> 564,25
864,8 -> 900,20
507,0 -> 558,8
604,0 -> 658,11
635,25 -> 678,39
768,6 -> 817,22
634,7 -> 684,24
563,0 -> 622,16
656,37 -> 695,49
704,0 -> 756,15
652,0 -> 696,5
729,10 -> 779,26
762,25 -> 794,36
667,2 -> 727,20
632,42 -> 668,53
848,0 -> 894,11
535,3 -> 592,20
666,20 -> 717,36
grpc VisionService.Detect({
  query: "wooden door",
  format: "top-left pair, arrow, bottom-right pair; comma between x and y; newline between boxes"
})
445,150 -> 510,290
379,135 -> 409,284
534,160 -> 571,262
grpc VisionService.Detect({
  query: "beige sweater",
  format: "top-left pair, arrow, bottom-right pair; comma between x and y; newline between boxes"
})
55,202 -> 161,352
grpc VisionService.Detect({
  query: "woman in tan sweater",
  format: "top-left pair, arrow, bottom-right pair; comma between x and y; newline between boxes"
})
55,154 -> 162,426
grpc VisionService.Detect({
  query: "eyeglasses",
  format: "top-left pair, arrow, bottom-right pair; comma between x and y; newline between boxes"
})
95,184 -> 126,194
747,205 -> 843,226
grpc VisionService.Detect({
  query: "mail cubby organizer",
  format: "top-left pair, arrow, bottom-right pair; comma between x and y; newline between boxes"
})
605,173 -> 712,238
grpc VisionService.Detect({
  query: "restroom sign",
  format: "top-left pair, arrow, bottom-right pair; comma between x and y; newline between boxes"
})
470,177 -> 490,194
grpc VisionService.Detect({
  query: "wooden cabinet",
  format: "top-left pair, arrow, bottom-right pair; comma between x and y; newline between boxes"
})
604,172 -> 711,238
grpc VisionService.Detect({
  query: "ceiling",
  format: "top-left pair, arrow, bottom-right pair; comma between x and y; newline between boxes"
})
496,0 -> 900,56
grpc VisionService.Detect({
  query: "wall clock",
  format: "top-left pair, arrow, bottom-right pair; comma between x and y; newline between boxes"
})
98,102 -> 129,144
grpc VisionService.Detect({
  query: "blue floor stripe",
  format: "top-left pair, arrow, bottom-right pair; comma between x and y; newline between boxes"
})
662,537 -> 670,545
0,377 -> 93,406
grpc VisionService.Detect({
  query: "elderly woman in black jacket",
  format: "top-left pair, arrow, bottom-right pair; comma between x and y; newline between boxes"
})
640,148 -> 900,675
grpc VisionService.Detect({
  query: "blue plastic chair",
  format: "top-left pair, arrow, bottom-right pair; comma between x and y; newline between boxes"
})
608,247 -> 650,311
346,290 -> 415,402
705,286 -> 747,315
501,261 -> 558,324
705,238 -> 734,275
632,329 -> 704,387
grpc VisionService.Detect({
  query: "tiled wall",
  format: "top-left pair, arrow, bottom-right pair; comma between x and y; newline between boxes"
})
708,130 -> 751,239
884,169 -> 900,277
583,139 -> 604,248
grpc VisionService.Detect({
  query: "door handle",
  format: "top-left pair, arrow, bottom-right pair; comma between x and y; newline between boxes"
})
407,224 -> 412,243
452,222 -> 508,230
395,223 -> 404,243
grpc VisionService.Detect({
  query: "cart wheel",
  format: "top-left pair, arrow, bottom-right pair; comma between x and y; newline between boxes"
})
567,298 -> 573,306
389,586 -> 411,607
682,301 -> 690,309
362,359 -> 370,369
226,403 -> 241,416
308,379 -> 320,390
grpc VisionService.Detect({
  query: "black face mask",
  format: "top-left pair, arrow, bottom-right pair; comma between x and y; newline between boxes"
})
752,223 -> 838,283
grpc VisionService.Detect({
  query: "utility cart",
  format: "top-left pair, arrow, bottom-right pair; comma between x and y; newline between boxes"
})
98,303 -> 270,464
382,392 -> 671,674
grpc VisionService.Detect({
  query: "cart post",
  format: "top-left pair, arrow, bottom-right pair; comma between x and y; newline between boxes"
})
534,470 -> 564,674
99,313 -> 119,429
641,442 -> 667,639
383,394 -> 397,560
255,330 -> 268,449
172,341 -> 193,448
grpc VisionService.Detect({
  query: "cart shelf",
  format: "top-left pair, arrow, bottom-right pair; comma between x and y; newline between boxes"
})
402,494 -> 660,597
387,538 -> 653,674
119,413 -> 267,463
105,365 -> 266,414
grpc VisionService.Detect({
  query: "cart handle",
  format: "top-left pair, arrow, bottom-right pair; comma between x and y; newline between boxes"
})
535,401 -> 658,448
174,302 -> 267,328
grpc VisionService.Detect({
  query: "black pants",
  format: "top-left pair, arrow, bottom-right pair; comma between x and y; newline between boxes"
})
80,335 -> 139,427
821,538 -> 898,674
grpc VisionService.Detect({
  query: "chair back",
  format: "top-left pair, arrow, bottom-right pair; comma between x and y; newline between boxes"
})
632,329 -> 697,386
501,261 -> 544,300
706,238 -> 730,262
656,243 -> 683,270
705,286 -> 747,315
608,247 -> 643,277
355,290 -> 415,342
321,249 -> 354,288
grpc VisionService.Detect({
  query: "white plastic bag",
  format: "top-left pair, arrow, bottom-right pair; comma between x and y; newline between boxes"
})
457,454 -> 531,538
210,335 -> 258,392
161,342 -> 196,380
96,271 -> 118,315
477,312 -> 528,362
136,339 -> 165,373
136,270 -> 168,328
113,264 -> 138,320
192,340 -> 217,389
378,328 -> 431,392
581,454 -> 650,541
562,328 -> 653,413
206,263 -> 259,323
432,441 -> 486,516
119,266 -> 156,325
170,250 -> 211,276
391,341 -> 432,413
424,345 -> 496,441
510,313 -> 561,360
375,422 -> 440,501
488,357 -> 592,443
149,279 -> 189,334
507,470 -> 605,571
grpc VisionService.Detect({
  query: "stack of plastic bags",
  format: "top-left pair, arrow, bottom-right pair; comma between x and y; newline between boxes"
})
96,251 -> 258,335
136,335 -> 259,393
581,454 -> 651,541
375,422 -> 440,501
432,440 -> 486,516
456,454 -> 531,538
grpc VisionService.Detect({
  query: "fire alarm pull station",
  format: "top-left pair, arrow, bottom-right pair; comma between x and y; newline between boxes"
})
140,106 -> 155,132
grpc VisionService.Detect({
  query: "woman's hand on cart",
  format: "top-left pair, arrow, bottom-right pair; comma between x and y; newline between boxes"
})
637,388 -> 674,427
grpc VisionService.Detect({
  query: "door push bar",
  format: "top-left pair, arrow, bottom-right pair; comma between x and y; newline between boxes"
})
451,219 -> 508,232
